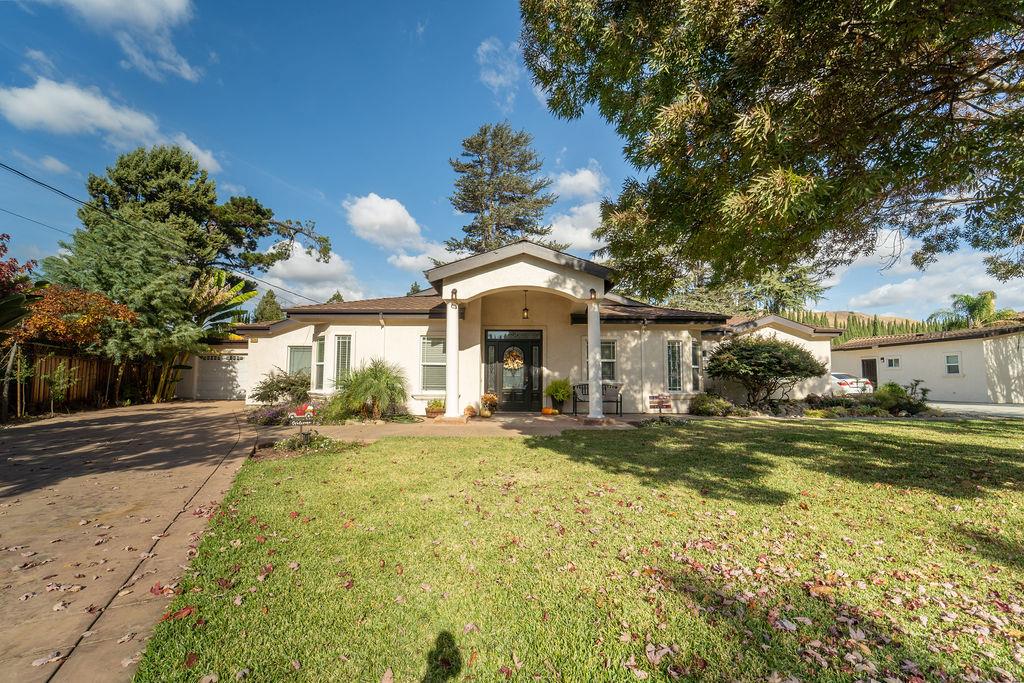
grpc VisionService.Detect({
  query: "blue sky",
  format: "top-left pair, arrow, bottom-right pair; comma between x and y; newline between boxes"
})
0,0 -> 1019,318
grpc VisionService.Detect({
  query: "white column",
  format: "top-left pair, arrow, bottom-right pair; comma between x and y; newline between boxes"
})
444,300 -> 460,417
587,299 -> 604,419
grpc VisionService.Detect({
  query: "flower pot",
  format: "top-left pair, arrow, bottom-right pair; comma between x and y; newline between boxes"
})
425,408 -> 444,419
479,408 -> 492,418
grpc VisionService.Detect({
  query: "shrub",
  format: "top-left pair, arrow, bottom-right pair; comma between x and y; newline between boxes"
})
481,393 -> 498,410
250,369 -> 310,405
337,358 -> 408,420
317,393 -> 355,424
544,379 -> 572,405
689,392 -> 734,416
246,404 -> 294,426
873,381 -> 930,415
273,430 -> 352,453
707,338 -> 827,407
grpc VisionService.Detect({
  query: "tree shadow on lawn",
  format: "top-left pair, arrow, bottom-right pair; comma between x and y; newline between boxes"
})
525,419 -> 1024,505
646,562 -> 1006,681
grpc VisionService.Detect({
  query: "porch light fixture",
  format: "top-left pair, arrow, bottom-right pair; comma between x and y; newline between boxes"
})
449,288 -> 458,309
589,288 -> 597,300
521,290 -> 529,320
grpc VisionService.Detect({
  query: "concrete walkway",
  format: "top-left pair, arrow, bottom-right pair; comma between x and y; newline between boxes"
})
928,401 -> 1024,418
0,401 -> 253,682
257,412 -> 636,444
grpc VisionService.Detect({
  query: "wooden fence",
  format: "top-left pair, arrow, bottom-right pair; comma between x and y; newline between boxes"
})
26,352 -> 115,408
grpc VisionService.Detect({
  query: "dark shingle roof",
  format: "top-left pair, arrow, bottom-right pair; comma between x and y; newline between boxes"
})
833,322 -> 1024,350
285,295 -> 445,316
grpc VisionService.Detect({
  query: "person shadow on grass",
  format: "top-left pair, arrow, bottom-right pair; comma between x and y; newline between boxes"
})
422,631 -> 462,682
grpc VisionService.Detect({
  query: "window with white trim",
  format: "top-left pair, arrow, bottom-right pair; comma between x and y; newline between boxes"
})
421,336 -> 446,391
287,345 -> 312,376
691,340 -> 702,391
583,339 -> 617,381
944,353 -> 961,375
886,357 -> 900,369
666,340 -> 683,392
335,335 -> 352,384
314,336 -> 325,390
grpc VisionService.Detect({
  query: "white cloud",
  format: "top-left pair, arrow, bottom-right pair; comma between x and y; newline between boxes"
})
37,0 -> 199,82
387,242 -> 449,272
0,78 -> 220,171
476,37 -> 522,113
169,132 -> 220,173
22,49 -> 56,78
343,192 -> 449,273
264,243 -> 363,303
551,160 -> 606,199
343,192 -> 424,249
10,149 -> 72,175
219,181 -> 246,195
847,250 -> 1024,312
548,201 -> 605,254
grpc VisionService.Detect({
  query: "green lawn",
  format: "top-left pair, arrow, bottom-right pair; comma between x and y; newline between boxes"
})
136,419 -> 1024,682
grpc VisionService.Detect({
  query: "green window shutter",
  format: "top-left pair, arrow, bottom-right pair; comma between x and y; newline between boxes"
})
421,336 -> 446,391
335,335 -> 352,383
288,346 -> 312,375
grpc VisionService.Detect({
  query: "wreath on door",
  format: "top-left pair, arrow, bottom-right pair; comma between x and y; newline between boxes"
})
503,347 -> 525,371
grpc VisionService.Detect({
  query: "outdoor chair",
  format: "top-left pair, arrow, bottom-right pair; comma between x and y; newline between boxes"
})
572,382 -> 623,416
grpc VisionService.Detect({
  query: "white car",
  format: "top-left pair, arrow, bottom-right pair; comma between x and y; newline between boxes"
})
830,372 -> 874,396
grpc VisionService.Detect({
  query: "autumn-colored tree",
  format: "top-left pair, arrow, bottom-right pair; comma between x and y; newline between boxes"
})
12,285 -> 136,349
0,233 -> 35,296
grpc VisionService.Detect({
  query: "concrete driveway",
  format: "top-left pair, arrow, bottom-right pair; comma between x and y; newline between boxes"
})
929,401 -> 1024,418
0,401 -> 253,682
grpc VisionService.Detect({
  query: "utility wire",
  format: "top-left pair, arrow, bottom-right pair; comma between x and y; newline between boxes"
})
0,205 -> 303,309
0,161 -> 321,305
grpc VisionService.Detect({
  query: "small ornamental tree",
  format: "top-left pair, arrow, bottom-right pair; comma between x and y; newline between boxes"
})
12,285 -> 136,349
707,337 -> 826,407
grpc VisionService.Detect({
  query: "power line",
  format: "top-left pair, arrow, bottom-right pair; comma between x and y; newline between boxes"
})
0,161 -> 320,305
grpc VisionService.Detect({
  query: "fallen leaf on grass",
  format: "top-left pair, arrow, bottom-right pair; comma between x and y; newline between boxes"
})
199,675 -> 218,683
464,623 -> 479,633
159,605 -> 195,622
288,562 -> 299,571
291,660 -> 301,670
381,668 -> 394,683
184,652 -> 198,668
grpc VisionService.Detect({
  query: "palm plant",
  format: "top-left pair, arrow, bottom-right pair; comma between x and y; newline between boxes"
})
927,291 -> 1018,330
338,358 -> 408,420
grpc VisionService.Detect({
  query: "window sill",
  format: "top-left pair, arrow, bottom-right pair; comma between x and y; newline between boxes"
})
412,392 -> 446,399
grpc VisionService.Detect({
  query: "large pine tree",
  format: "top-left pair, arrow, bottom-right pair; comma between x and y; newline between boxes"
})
445,122 -> 563,255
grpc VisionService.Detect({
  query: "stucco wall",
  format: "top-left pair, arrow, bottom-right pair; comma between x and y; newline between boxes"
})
240,296 -> 710,414
983,333 -> 1024,403
833,338 -> 991,402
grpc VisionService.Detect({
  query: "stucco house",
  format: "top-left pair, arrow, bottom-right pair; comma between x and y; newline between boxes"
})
181,242 -> 740,417
703,315 -> 844,399
832,323 -> 1024,403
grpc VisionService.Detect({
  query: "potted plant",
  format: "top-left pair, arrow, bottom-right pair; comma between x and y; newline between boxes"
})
480,393 -> 498,417
544,378 -> 572,414
425,398 -> 445,418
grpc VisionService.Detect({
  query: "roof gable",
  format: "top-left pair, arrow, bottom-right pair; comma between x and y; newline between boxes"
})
424,241 -> 615,295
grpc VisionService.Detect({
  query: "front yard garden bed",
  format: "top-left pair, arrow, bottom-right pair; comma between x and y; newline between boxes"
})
137,420 -> 1024,681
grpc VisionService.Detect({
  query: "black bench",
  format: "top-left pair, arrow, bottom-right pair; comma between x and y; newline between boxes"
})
572,382 -> 623,416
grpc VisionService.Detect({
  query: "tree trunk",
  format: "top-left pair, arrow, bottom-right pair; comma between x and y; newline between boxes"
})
152,355 -> 171,404
15,353 -> 22,418
0,344 -> 15,424
113,362 -> 126,404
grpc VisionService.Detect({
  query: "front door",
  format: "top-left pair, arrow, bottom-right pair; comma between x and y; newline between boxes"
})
861,358 -> 878,386
485,330 -> 542,412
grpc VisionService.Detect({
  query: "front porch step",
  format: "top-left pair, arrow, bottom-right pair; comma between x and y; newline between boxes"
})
433,415 -> 470,424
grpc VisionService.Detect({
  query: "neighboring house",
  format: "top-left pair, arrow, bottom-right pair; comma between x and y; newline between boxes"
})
204,242 -> 731,416
832,323 -> 1024,403
703,314 -> 844,400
